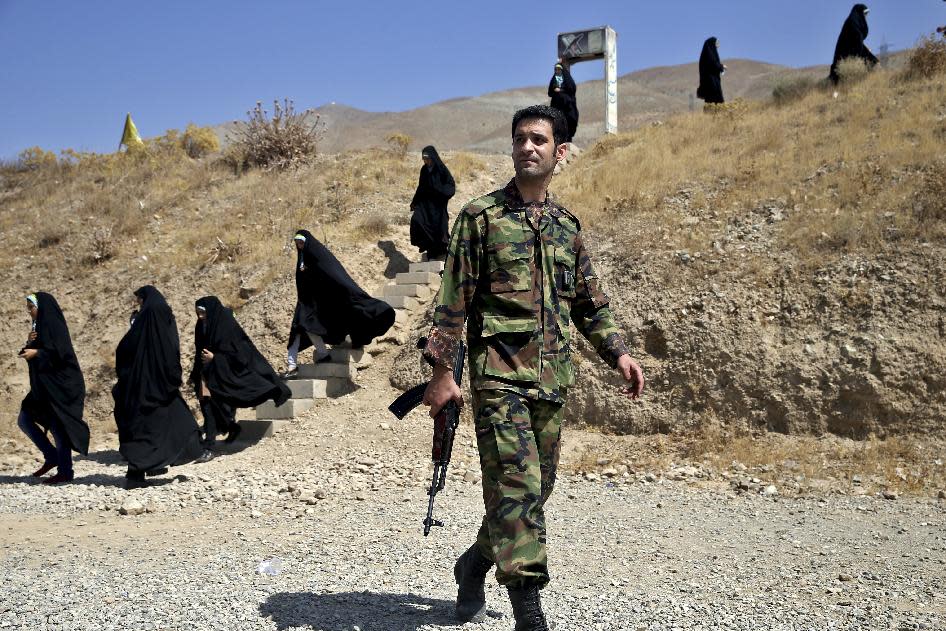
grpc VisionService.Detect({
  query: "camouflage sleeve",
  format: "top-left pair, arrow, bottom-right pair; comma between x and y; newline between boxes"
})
571,233 -> 629,368
422,209 -> 483,369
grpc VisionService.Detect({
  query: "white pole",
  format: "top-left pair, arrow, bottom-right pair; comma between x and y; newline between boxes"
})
605,27 -> 618,134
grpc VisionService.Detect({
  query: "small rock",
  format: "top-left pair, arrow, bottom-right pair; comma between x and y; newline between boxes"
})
602,468 -> 618,478
882,490 -> 899,500
644,473 -> 656,483
119,500 -> 145,516
585,472 -> 599,482
838,573 -> 854,582
937,489 -> 945,500
762,485 -> 778,497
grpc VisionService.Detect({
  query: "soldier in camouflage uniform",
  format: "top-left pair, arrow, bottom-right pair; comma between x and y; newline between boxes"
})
422,105 -> 644,631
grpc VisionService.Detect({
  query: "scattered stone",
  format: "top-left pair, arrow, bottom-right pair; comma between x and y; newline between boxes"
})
839,573 -> 855,582
762,485 -> 778,497
119,500 -> 145,516
882,490 -> 899,500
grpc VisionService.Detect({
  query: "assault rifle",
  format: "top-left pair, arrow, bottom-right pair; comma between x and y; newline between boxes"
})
388,337 -> 466,536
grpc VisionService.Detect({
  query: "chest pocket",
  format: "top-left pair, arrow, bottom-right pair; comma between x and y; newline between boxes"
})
486,216 -> 533,293
554,247 -> 577,299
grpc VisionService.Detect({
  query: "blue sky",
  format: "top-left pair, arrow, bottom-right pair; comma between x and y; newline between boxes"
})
0,1 -> 942,158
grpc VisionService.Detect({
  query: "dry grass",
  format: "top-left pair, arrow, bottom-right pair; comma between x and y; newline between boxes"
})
901,34 -> 946,81
679,423 -> 946,495
447,151 -> 487,185
557,67 -> 946,268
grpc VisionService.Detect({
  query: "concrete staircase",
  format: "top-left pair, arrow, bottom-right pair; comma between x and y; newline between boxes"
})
236,257 -> 444,442
236,344 -> 362,441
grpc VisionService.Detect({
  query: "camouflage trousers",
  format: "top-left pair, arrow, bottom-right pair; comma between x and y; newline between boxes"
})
471,389 -> 564,589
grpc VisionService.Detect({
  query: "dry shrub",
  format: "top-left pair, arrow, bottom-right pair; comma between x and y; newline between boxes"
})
448,151 -> 486,184
836,57 -> 871,84
181,123 -> 220,159
357,212 -> 390,239
228,99 -> 321,170
772,74 -> 821,105
901,34 -> 946,81
17,146 -> 58,171
88,225 -> 116,265
703,98 -> 750,119
385,132 -> 411,158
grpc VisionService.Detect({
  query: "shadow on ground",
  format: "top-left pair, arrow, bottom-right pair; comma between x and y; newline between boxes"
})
261,591 -> 482,631
378,241 -> 412,279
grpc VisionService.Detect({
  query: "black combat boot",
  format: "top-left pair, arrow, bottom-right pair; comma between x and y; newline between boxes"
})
507,585 -> 549,631
454,544 -> 494,622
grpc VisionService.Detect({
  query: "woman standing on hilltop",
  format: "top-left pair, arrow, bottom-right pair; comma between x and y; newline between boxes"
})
189,296 -> 290,461
830,4 -> 878,84
113,286 -> 202,489
409,145 -> 456,260
284,230 -> 395,377
17,293 -> 89,484
548,60 -> 579,142
697,37 -> 726,105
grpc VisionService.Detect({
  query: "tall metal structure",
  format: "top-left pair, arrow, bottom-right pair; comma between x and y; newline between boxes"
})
557,25 -> 618,135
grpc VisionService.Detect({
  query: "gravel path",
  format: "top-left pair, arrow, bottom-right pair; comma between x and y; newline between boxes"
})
1,371 -> 944,631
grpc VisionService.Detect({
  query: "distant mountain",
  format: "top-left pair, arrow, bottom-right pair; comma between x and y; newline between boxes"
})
214,54 -> 905,155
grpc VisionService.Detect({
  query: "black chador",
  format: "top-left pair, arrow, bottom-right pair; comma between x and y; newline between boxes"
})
113,286 -> 202,486
409,146 -> 456,259
190,296 -> 290,453
697,37 -> 725,104
288,230 -> 395,368
18,292 -> 89,483
548,62 -> 579,142
830,4 -> 878,84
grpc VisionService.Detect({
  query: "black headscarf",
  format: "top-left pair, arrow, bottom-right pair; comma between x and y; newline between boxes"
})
830,4 -> 878,83
191,296 -> 290,408
410,146 -> 456,258
548,64 -> 579,141
20,292 -> 89,455
290,230 -> 396,349
113,286 -> 201,471
698,37 -> 725,104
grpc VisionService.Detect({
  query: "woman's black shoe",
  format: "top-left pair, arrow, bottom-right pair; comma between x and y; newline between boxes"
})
225,423 -> 243,444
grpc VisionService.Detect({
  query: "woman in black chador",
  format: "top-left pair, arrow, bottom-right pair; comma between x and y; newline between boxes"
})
830,4 -> 878,84
113,286 -> 202,489
698,37 -> 726,105
548,61 -> 578,142
17,293 -> 89,484
190,296 -> 291,461
285,230 -> 396,377
409,146 -> 456,259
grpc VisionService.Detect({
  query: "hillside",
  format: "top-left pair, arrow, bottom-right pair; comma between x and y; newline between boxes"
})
214,57 -> 857,154
0,44 -> 944,451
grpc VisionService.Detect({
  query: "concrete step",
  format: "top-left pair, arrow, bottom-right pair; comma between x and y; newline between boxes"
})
396,271 -> 441,286
373,294 -> 419,310
235,419 -> 290,441
298,362 -> 356,380
288,379 -> 328,399
383,283 -> 431,299
328,346 -> 365,364
409,261 -> 445,274
256,398 -> 314,420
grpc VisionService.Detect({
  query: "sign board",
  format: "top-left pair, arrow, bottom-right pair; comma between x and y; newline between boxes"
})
556,26 -> 618,134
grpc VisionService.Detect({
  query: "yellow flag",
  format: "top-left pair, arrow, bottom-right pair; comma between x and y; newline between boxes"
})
120,113 -> 143,149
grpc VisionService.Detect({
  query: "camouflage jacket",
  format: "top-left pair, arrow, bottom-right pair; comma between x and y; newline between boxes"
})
423,179 -> 628,403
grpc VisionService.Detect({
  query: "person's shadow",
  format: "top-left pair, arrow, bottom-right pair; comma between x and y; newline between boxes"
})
378,241 -> 411,279
260,591 -> 485,630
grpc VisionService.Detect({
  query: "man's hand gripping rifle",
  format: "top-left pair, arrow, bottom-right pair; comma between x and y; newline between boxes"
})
387,337 -> 466,536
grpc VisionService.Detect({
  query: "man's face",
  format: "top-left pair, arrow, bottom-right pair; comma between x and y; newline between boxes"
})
512,118 -> 563,180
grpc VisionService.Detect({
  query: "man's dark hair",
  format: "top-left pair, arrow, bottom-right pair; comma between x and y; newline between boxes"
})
511,105 -> 568,147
